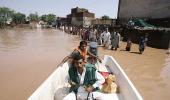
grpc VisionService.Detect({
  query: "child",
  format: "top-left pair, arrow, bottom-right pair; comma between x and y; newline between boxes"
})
126,38 -> 132,51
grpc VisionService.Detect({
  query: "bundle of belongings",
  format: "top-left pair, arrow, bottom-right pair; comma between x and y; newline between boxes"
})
101,74 -> 117,93
97,63 -> 118,93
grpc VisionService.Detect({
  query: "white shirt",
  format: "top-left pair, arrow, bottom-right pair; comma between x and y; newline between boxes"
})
103,32 -> 111,43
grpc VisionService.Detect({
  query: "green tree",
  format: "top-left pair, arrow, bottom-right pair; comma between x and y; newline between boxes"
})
40,14 -> 47,22
28,12 -> 39,22
12,12 -> 26,24
40,14 -> 56,25
0,7 -> 14,28
101,15 -> 110,20
46,14 -> 56,25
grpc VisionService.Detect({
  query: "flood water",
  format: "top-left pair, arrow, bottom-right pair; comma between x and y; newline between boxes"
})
0,29 -> 169,100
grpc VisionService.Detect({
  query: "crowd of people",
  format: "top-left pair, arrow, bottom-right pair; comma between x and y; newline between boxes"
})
60,25 -> 122,50
58,25 -> 147,54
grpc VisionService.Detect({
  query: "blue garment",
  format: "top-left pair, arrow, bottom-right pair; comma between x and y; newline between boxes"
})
139,37 -> 145,53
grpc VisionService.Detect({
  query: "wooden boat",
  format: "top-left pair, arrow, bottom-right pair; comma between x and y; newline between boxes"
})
28,55 -> 143,100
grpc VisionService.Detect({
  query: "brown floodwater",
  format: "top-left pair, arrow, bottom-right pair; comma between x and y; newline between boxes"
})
0,29 -> 169,100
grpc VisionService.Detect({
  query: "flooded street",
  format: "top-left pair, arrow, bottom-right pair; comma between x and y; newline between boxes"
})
99,43 -> 170,100
0,29 -> 78,100
0,29 -> 170,100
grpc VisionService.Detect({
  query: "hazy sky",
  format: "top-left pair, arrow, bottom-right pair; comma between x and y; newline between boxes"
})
0,0 -> 119,18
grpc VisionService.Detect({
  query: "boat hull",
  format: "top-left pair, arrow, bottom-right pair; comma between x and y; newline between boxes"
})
28,55 -> 143,100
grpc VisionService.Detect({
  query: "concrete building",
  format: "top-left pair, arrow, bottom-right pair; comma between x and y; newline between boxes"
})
67,7 -> 95,27
118,0 -> 170,49
118,0 -> 170,25
92,18 -> 116,26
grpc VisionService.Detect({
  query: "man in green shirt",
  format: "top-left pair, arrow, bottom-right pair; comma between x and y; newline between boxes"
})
63,57 -> 105,100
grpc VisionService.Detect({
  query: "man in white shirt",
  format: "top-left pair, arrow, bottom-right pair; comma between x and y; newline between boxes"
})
63,57 -> 105,100
103,29 -> 111,49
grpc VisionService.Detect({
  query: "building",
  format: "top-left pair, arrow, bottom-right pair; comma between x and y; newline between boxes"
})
92,18 -> 116,26
118,0 -> 170,49
118,0 -> 170,25
57,17 -> 67,26
67,7 -> 95,27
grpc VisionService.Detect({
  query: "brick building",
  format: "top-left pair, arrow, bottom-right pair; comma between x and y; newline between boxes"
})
67,7 -> 95,27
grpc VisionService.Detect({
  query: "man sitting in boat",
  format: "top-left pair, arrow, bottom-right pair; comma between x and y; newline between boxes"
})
63,57 -> 105,100
58,41 -> 101,66
87,41 -> 98,65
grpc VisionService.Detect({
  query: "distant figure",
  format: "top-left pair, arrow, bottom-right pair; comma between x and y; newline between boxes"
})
97,30 -> 102,45
139,36 -> 146,54
126,38 -> 132,51
89,29 -> 94,41
111,31 -> 120,50
84,30 -> 90,41
103,29 -> 111,49
100,30 -> 105,45
168,42 -> 170,54
110,31 -> 114,50
117,32 -> 121,48
69,26 -> 73,34
93,29 -> 98,42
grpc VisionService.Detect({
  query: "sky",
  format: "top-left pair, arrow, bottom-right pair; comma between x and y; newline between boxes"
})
0,0 -> 119,18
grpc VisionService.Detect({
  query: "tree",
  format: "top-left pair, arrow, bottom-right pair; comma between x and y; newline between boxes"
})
40,14 -> 56,25
101,15 -> 110,20
0,7 -> 14,28
40,14 -> 47,22
28,12 -> 39,22
46,14 -> 56,25
12,12 -> 26,24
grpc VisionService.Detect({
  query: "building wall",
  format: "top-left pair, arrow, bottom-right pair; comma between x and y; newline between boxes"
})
118,0 -> 170,49
92,19 -> 115,25
118,0 -> 170,19
71,17 -> 83,26
67,7 -> 95,26
83,17 -> 94,26
71,17 -> 94,26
